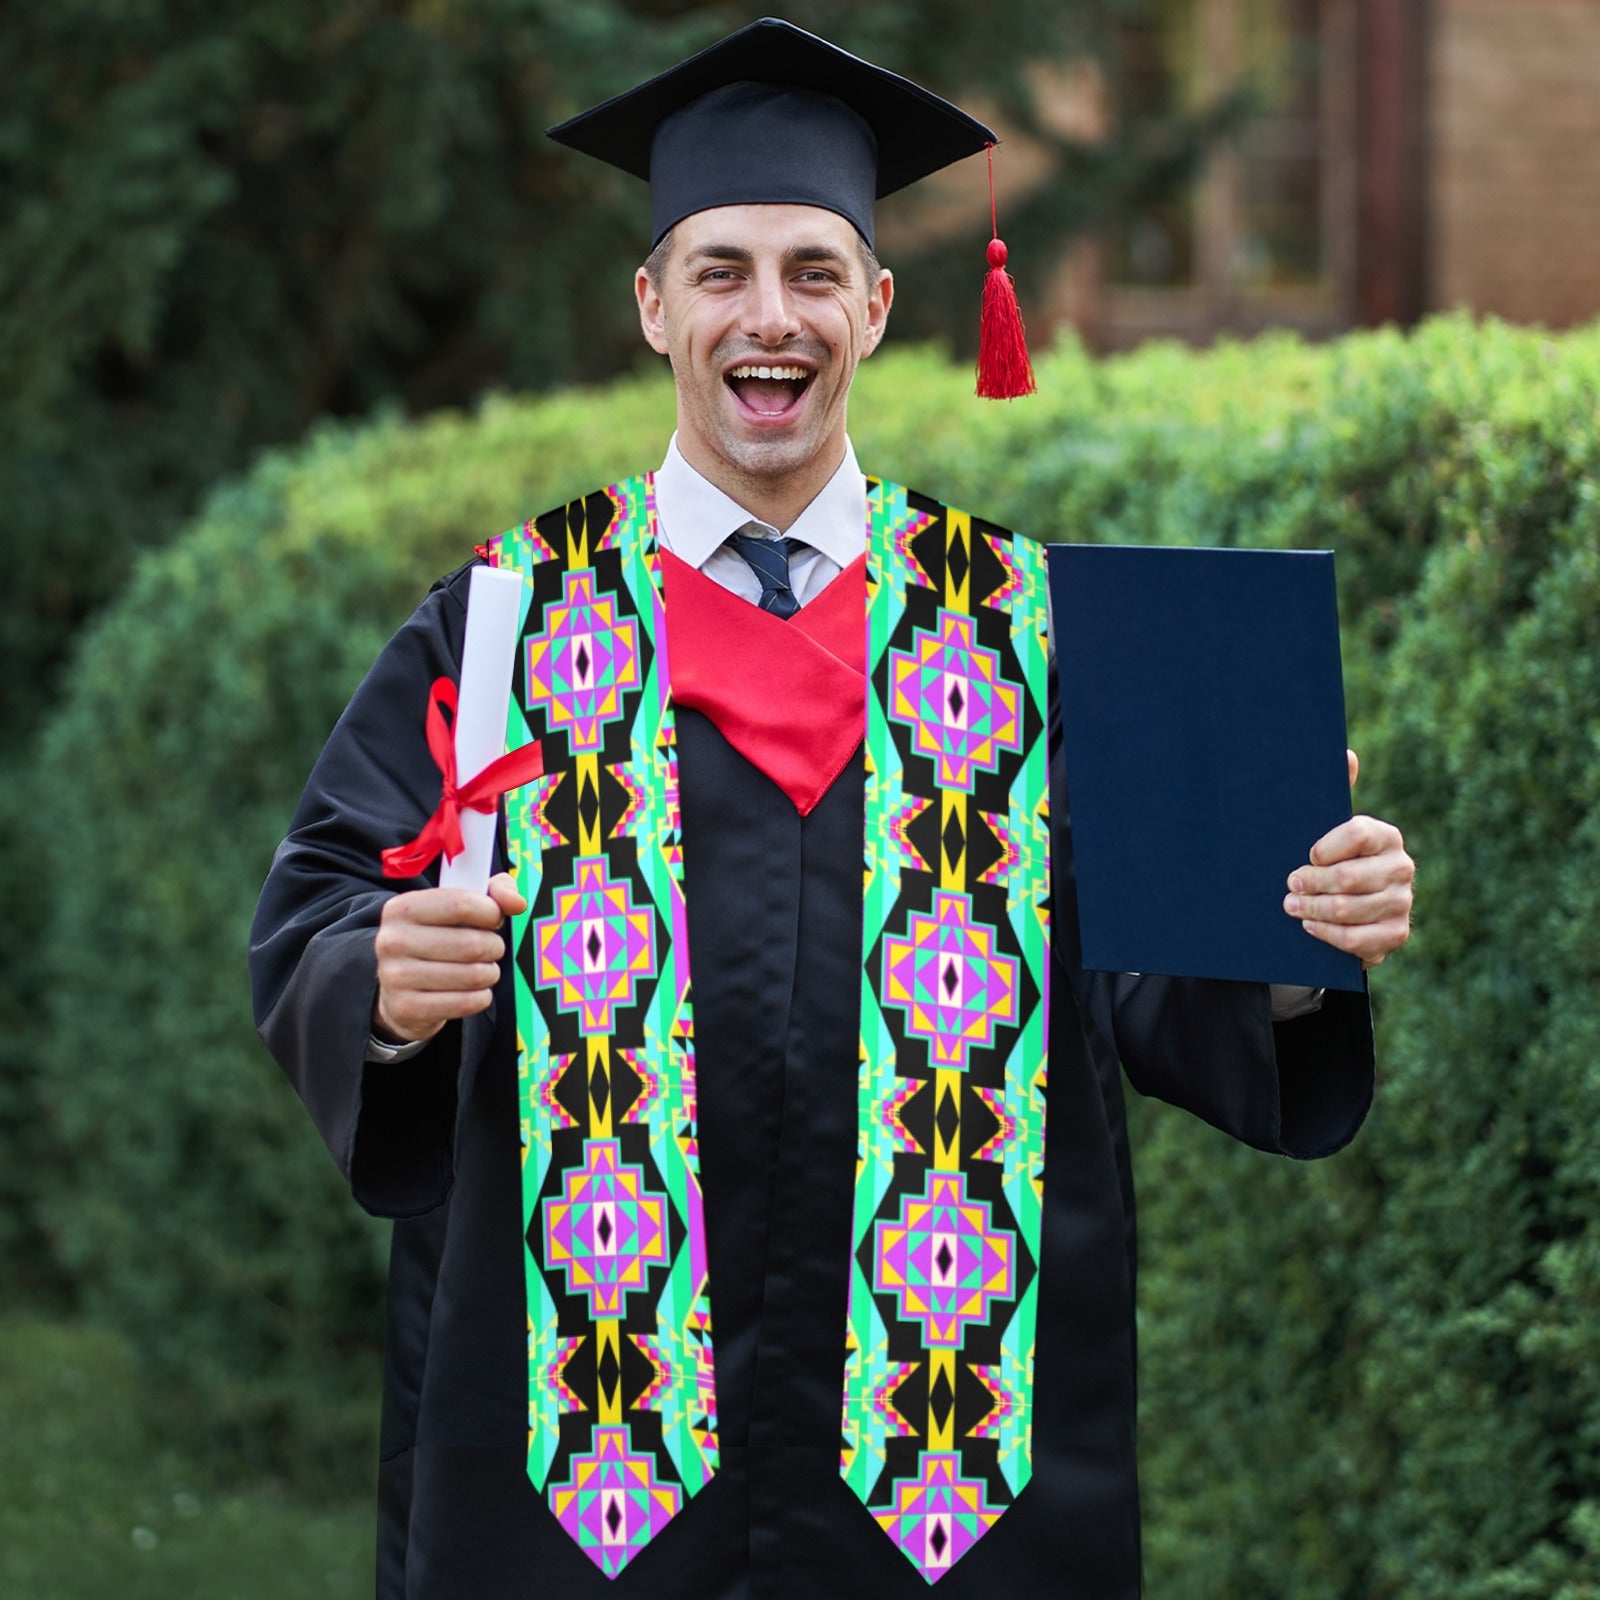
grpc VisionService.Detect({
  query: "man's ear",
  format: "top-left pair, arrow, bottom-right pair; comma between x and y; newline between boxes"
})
636,267 -> 670,355
861,268 -> 894,358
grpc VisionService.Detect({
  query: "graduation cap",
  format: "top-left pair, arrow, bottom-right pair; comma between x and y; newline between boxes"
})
548,17 -> 1036,398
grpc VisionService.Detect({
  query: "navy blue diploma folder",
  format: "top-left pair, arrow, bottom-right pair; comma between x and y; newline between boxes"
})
1048,544 -> 1364,993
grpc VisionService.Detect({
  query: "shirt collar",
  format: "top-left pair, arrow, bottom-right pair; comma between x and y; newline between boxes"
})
653,434 -> 867,571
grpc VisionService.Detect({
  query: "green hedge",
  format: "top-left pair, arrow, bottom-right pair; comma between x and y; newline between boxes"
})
1122,324 -> 1600,1600
35,318 -> 1600,1598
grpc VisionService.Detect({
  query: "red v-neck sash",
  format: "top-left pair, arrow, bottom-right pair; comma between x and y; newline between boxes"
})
662,548 -> 867,815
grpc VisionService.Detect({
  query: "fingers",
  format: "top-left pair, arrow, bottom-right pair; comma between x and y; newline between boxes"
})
1347,748 -> 1359,790
379,953 -> 505,991
1285,809 -> 1415,969
373,884 -> 520,1045
1285,879 -> 1412,927
383,886 -> 511,930
1308,813 -> 1403,868
1286,842 -> 1413,909
376,917 -> 506,967
488,871 -> 529,917
374,980 -> 495,1045
1299,912 -> 1414,969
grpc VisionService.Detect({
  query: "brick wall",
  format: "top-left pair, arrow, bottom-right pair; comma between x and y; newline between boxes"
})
1431,0 -> 1600,327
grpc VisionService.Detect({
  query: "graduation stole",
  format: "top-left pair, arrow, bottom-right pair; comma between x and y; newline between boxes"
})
487,473 -> 1050,1584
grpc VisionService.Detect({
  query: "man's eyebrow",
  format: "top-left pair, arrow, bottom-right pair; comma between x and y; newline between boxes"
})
681,242 -> 855,271
782,243 -> 852,271
683,243 -> 755,267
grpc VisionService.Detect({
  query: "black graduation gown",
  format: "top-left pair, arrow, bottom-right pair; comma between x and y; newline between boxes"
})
250,559 -> 1374,1600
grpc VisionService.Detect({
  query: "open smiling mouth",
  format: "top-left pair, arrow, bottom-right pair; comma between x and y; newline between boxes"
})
726,363 -> 813,418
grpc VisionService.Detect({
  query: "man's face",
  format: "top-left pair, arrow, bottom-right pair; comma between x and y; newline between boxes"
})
635,204 -> 893,495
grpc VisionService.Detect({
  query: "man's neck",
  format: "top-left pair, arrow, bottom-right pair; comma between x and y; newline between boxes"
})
674,435 -> 847,533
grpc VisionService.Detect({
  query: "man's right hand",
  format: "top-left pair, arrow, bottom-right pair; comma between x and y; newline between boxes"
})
372,871 -> 528,1045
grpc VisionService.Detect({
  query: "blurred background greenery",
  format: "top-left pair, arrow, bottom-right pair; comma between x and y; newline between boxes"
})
5,2 -> 1600,1595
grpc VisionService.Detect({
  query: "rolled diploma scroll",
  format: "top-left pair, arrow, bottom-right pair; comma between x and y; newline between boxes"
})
439,564 -> 525,893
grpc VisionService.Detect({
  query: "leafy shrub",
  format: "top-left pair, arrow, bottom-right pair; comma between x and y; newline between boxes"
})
1121,321 -> 1600,1600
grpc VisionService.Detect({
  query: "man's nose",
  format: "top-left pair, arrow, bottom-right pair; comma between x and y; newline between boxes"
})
745,271 -> 801,346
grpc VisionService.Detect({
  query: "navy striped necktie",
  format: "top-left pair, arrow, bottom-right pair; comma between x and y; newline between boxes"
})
727,526 -> 807,619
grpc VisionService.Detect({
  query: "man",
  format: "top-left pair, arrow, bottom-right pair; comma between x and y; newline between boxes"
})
250,19 -> 1413,1599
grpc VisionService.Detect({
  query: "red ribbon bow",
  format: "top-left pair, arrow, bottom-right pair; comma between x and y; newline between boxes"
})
381,677 -> 544,879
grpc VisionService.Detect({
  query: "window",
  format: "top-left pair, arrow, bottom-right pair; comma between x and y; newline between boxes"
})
1097,0 -> 1356,344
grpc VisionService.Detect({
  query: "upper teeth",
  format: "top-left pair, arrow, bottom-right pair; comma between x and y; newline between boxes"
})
728,365 -> 808,380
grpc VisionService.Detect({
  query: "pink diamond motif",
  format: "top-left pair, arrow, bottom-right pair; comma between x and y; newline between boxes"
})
543,1139 -> 669,1320
548,1425 -> 681,1578
525,569 -> 641,753
873,1170 -> 1015,1349
534,857 -> 656,1035
872,1451 -> 1003,1583
888,610 -> 1022,792
882,891 -> 1020,1071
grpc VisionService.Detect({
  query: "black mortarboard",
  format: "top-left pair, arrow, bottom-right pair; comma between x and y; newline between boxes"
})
546,17 -> 998,249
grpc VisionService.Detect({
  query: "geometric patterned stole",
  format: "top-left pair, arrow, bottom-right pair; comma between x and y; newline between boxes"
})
491,479 -> 707,1582
485,474 -> 1050,1585
849,483 -> 1050,1583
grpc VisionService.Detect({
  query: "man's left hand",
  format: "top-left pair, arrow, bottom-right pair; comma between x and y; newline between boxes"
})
1284,750 -> 1415,968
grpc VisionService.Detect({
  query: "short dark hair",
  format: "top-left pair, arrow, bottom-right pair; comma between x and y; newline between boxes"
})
643,227 -> 676,291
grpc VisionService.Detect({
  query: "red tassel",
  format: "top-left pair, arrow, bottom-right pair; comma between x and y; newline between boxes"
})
977,239 -> 1036,399
976,146 -> 1035,400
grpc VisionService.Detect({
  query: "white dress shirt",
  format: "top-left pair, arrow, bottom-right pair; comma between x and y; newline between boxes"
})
653,433 -> 865,603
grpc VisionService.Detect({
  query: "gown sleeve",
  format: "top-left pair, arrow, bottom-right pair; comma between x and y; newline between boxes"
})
1047,682 -> 1375,1161
249,563 -> 498,1216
